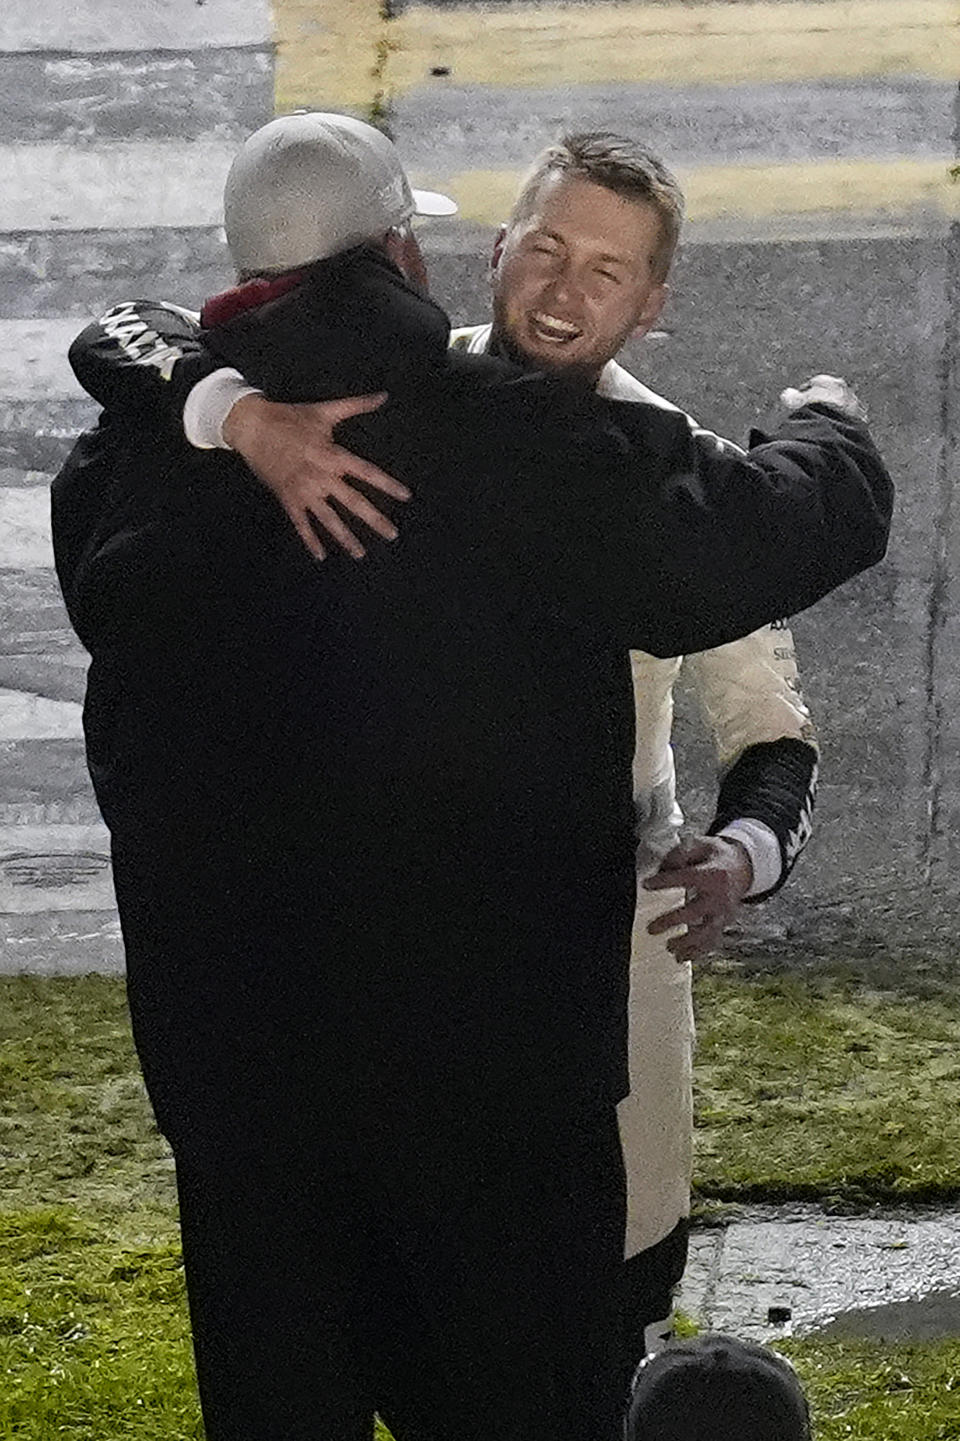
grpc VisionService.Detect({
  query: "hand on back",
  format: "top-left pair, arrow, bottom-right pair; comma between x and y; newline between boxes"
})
223,391 -> 412,560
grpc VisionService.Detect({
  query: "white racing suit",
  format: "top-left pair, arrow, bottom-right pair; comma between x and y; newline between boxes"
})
452,326 -> 818,1344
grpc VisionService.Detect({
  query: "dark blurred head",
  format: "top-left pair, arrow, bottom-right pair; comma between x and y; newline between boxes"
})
626,1334 -> 813,1441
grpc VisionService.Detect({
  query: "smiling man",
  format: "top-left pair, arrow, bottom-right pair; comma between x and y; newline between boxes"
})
448,135 -> 820,1359
68,130 -> 833,1388
488,143 -> 673,381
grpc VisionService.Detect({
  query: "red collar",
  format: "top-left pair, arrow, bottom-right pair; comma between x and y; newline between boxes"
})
200,270 -> 304,329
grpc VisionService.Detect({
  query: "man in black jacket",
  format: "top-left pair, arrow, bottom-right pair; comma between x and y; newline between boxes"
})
52,113 -> 892,1441
70,129 -> 859,1369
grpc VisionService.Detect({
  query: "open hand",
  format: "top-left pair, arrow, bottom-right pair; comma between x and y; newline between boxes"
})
224,391 -> 412,560
643,834 -> 753,960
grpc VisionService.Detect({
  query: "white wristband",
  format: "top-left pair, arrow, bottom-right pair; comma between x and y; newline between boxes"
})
718,818 -> 782,898
183,368 -> 263,450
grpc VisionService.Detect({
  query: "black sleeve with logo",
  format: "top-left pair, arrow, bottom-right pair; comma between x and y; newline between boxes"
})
708,736 -> 819,901
68,300 -> 214,421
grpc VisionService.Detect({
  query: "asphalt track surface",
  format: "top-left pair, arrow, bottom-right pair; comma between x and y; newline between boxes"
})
0,0 -> 956,954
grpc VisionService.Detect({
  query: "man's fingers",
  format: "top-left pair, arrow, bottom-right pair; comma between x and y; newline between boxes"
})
339,450 -> 412,501
314,392 -> 389,427
780,374 -> 866,419
329,483 -> 399,542
307,501 -> 366,560
653,839 -> 711,872
644,864 -> 710,892
293,514 -> 326,561
646,903 -> 687,935
667,920 -> 724,960
648,892 -> 714,935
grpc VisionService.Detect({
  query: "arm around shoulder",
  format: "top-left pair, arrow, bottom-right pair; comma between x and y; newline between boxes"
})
69,299 -> 220,428
619,401 -> 893,658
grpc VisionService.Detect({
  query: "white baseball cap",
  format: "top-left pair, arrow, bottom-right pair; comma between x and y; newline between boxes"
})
223,112 -> 458,275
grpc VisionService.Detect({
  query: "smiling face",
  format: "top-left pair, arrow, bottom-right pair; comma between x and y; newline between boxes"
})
490,172 -> 671,384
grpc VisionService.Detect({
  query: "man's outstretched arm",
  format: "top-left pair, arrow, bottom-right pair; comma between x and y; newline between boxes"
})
71,296 -> 893,654
606,386 -> 893,659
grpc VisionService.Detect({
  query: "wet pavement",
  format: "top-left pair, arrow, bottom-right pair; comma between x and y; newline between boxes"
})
680,1209 -> 960,1340
815,1288 -> 960,1342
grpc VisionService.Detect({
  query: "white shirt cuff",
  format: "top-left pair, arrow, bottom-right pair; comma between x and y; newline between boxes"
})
718,818 -> 782,898
183,368 -> 262,450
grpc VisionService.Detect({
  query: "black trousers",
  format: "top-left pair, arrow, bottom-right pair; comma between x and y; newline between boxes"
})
174,1102 -> 626,1441
617,1218 -> 690,1395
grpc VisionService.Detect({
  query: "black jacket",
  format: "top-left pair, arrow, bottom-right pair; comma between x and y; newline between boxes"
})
52,248 -> 893,1152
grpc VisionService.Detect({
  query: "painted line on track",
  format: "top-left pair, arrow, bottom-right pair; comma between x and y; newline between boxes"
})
0,320 -> 86,400
419,157 -> 960,229
0,689 -> 83,742
0,141 -> 234,231
387,1 -> 955,93
275,0 -> 383,112
274,1 -> 953,122
0,489 -> 55,570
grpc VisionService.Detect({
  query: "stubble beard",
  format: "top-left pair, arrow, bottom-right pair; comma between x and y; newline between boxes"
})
488,319 -> 601,392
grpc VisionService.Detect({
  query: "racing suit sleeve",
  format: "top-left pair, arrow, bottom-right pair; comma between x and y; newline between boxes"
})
604,401 -> 893,658
68,300 -> 219,428
683,622 -> 819,901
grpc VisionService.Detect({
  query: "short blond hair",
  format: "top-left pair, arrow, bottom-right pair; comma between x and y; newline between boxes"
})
511,133 -> 684,281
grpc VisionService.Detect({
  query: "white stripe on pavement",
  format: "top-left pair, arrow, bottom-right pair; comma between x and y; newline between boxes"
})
0,687 -> 82,740
0,821 -> 116,916
0,141 -> 234,231
0,488 -> 54,570
0,320 -> 84,400
0,0 -> 272,53
0,823 -> 109,855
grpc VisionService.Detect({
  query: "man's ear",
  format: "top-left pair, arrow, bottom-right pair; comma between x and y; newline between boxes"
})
382,229 -> 405,267
631,282 -> 669,341
383,227 -> 429,291
489,224 -> 508,280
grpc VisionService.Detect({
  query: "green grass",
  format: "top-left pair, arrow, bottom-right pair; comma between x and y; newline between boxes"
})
692,960 -> 960,1206
0,1208 -> 200,1439
782,1336 -> 960,1440
2,967 -> 960,1438
0,977 -> 172,1216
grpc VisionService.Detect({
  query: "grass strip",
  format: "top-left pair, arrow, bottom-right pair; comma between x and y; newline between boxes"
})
1,970 -> 959,1436
2,1206 -> 959,1439
0,1205 -> 198,1439
782,1336 -> 960,1440
4,967 -> 960,1212
692,963 -> 960,1206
